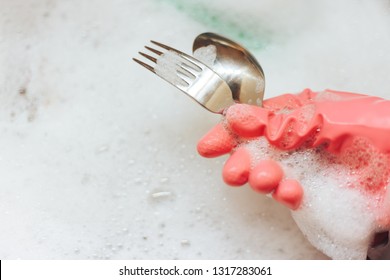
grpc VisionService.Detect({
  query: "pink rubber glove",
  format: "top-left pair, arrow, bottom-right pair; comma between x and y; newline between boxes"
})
197,88 -> 390,213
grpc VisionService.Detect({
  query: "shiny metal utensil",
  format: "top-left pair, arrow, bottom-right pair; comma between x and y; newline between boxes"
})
193,32 -> 265,106
133,41 -> 235,114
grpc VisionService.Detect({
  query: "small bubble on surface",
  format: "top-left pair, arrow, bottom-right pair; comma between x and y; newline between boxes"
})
95,145 -> 109,154
180,239 -> 191,246
160,177 -> 169,184
151,191 -> 172,199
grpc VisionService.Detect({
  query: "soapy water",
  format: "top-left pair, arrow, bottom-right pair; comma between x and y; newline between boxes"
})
197,89 -> 390,259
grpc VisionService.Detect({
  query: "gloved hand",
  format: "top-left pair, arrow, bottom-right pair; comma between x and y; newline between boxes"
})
197,88 -> 390,212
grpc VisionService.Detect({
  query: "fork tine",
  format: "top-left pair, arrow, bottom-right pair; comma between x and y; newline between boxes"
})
145,46 -> 162,56
132,58 -> 155,73
139,51 -> 157,63
134,40 -> 235,113
151,40 -> 202,72
176,69 -> 194,85
174,74 -> 190,87
176,64 -> 196,79
180,61 -> 201,74
178,55 -> 203,72
150,40 -> 179,52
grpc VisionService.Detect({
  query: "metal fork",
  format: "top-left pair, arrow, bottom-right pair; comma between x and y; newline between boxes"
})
133,41 -> 235,114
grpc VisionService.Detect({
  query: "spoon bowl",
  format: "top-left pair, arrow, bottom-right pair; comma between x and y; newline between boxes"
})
193,32 -> 265,107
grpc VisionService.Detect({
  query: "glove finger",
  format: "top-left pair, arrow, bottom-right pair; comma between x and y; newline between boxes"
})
197,123 -> 236,158
248,159 -> 284,194
225,104 -> 268,138
222,147 -> 251,186
272,179 -> 303,210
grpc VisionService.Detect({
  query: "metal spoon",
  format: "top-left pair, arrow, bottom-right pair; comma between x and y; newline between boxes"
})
193,32 -> 265,107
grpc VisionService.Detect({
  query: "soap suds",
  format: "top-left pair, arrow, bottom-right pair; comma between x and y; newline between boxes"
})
193,45 -> 217,68
155,50 -> 189,87
244,136 -> 389,259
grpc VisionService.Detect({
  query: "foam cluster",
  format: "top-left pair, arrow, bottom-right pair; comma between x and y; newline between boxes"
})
155,50 -> 188,87
193,45 -> 217,68
245,138 -> 389,259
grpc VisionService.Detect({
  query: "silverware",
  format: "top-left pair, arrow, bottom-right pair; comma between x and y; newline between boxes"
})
133,40 -> 234,113
193,32 -> 265,107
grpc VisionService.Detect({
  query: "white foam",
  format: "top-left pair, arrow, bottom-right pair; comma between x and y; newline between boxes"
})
193,45 -> 217,68
245,138 -> 385,259
155,50 -> 188,87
